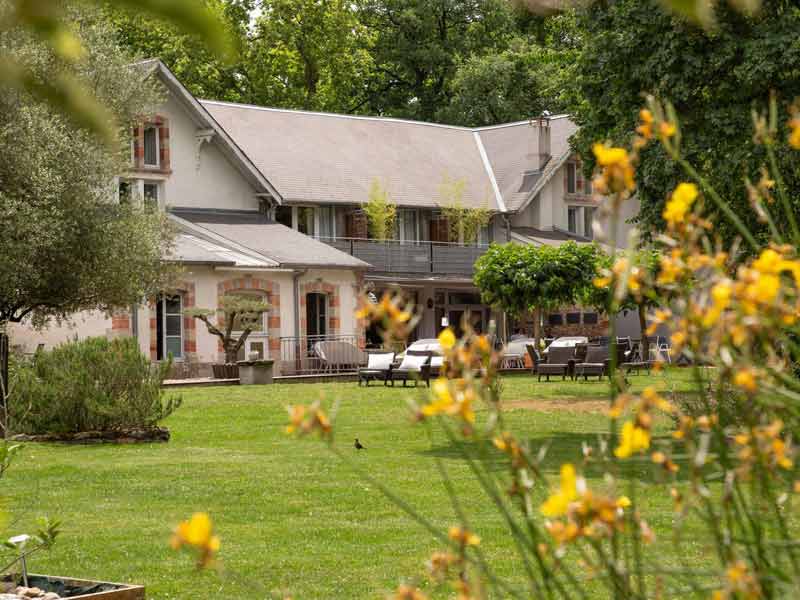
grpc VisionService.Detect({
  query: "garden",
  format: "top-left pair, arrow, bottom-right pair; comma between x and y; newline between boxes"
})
3,371 -> 698,599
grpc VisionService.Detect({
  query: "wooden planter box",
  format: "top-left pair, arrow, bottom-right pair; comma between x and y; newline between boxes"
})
211,363 -> 239,379
2,574 -> 144,599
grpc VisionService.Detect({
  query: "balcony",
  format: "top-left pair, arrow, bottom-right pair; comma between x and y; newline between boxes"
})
320,237 -> 489,275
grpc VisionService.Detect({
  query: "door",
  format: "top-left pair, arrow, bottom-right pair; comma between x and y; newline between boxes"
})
306,293 -> 328,338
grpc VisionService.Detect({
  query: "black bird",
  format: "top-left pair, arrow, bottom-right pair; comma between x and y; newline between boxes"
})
354,438 -> 366,450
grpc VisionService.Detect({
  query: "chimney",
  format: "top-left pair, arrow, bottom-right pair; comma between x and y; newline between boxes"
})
536,115 -> 551,170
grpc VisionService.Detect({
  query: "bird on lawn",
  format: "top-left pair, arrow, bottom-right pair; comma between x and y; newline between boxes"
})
354,438 -> 366,450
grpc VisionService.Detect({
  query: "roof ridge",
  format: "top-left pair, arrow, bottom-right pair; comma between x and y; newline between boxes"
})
201,99 -> 571,132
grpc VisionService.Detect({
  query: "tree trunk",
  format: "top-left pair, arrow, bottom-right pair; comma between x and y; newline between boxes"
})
0,330 -> 7,437
533,307 -> 541,351
638,302 -> 649,362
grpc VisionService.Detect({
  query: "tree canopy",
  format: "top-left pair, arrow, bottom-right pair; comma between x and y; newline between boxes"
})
0,8 -> 174,326
474,242 -> 601,318
569,0 -> 800,245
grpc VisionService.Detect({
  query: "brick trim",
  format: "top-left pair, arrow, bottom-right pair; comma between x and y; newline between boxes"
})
132,116 -> 171,174
299,280 -> 340,336
149,281 -> 196,361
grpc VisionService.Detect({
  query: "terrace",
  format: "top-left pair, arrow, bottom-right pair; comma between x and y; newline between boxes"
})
320,237 -> 489,275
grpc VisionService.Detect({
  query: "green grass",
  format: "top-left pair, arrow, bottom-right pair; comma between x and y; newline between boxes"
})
3,368 -> 705,599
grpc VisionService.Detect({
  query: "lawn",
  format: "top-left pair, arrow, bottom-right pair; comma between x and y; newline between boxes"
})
4,368 -> 704,599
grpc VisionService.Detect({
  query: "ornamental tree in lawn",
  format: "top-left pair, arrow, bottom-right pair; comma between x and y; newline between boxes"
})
474,241 -> 601,345
185,295 -> 271,364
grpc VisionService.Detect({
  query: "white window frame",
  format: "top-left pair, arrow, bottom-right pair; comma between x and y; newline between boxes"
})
567,206 -> 579,234
143,124 -> 160,168
584,206 -> 595,239
159,294 -> 183,361
316,205 -> 336,239
143,180 -> 161,210
398,208 -> 420,243
566,162 -> 577,194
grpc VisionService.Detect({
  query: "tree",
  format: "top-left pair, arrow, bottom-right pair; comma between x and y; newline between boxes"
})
247,0 -> 375,112
474,241 -> 601,345
106,0 -> 253,103
437,175 -> 492,244
0,7 -> 174,327
357,0 -> 515,122
185,295 -> 271,364
0,0 -> 232,142
582,248 -> 662,360
569,0 -> 800,246
362,179 -> 397,241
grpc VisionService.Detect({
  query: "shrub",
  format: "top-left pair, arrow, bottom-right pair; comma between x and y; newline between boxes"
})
8,336 -> 180,434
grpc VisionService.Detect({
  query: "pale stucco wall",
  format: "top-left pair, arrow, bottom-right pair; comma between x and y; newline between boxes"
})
158,95 -> 260,212
7,311 -> 114,353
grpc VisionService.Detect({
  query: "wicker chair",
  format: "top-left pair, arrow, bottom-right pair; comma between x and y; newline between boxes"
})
536,346 -> 575,381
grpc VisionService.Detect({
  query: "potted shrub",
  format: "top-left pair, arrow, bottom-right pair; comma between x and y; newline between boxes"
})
184,295 -> 271,380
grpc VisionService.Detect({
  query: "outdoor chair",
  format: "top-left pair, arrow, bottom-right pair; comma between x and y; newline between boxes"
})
388,350 -> 430,387
314,340 -> 367,372
525,344 -> 541,375
421,355 -> 444,383
536,346 -> 575,381
357,352 -> 395,386
573,345 -> 611,380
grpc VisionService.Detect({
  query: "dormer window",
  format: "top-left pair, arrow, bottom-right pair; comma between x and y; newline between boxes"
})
132,118 -> 170,172
143,125 -> 159,167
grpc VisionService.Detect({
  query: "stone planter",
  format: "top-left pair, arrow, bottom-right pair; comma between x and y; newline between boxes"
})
237,359 -> 274,385
211,363 -> 239,379
1,574 -> 144,599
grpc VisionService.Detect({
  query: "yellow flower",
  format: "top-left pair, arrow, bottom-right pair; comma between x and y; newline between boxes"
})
789,115 -> 800,149
421,378 -> 454,417
285,405 -> 306,434
636,109 -> 653,140
541,463 -> 579,517
592,143 -> 635,194
438,328 -> 456,351
702,280 -> 732,327
170,513 -> 220,568
733,369 -> 758,393
614,421 -> 650,458
658,121 -> 677,139
616,496 -> 631,509
663,183 -> 698,226
448,526 -> 481,547
593,276 -> 611,288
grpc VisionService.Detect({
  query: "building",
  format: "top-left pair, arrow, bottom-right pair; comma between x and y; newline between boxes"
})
8,59 -> 640,374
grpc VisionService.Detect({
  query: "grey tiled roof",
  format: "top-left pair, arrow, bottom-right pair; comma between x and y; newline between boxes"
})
200,100 -> 576,213
169,209 -> 370,269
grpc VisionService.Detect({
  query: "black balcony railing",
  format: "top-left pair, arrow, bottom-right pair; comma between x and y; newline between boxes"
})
279,333 -> 364,376
319,237 -> 488,275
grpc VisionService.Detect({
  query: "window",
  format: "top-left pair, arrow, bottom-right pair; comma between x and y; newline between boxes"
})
156,294 -> 182,360
584,207 -> 595,239
318,206 -> 334,239
566,312 -> 581,324
478,224 -> 490,246
118,180 -> 132,204
568,207 -> 578,234
448,292 -> 482,305
583,312 -> 599,325
297,207 -> 315,236
306,293 -> 327,338
548,313 -> 563,326
275,206 -> 293,228
143,182 -> 159,210
567,162 -> 577,194
143,125 -> 159,167
398,209 -> 418,242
